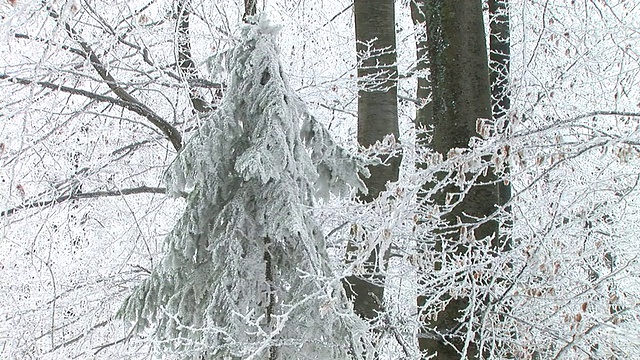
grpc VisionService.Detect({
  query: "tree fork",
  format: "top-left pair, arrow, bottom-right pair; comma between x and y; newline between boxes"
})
43,4 -> 183,150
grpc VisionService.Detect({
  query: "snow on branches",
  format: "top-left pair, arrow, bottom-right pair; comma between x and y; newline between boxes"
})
119,16 -> 370,359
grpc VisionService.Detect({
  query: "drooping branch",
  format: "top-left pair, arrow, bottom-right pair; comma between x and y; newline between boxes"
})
1,186 -> 166,217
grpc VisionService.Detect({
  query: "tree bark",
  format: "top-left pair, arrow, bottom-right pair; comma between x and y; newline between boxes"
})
243,0 -> 257,22
176,0 -> 212,113
343,0 -> 400,349
417,1 -> 498,358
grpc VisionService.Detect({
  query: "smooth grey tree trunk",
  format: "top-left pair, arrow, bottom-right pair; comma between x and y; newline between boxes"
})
417,1 -> 499,358
343,0 -> 400,352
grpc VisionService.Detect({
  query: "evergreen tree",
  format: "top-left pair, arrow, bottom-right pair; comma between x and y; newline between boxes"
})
119,17 -> 369,359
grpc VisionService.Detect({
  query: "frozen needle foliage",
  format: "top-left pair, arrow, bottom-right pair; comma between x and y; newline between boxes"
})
119,17 -> 370,359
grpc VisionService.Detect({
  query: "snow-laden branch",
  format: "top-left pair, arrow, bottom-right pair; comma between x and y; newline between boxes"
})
41,3 -> 183,151
0,73 -> 181,150
513,111 -> 640,138
1,186 -> 166,217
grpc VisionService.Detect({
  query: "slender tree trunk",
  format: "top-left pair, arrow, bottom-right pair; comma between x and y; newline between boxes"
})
489,4 -> 515,358
244,0 -> 257,23
176,0 -> 211,113
263,237 -> 277,360
489,0 -> 512,211
410,0 -> 433,139
417,1 -> 498,358
489,0 -> 510,122
343,0 -> 400,350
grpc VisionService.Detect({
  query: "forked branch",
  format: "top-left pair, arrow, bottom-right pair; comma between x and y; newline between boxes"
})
44,2 -> 183,150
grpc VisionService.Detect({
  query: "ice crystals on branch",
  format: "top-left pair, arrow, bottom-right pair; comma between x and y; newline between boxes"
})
119,15 -> 370,359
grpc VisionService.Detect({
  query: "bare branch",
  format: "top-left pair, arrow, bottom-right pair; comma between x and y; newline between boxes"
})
13,33 -> 86,57
323,4 -> 353,27
1,186 -> 167,217
0,74 -> 180,150
43,3 -> 183,150
514,110 -> 640,138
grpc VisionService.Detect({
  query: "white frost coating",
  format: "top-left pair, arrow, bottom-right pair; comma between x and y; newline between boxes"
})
119,15 -> 370,360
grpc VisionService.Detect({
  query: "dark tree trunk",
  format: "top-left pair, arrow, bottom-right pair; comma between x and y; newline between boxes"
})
176,0 -> 211,113
416,1 -> 499,358
243,0 -> 257,23
343,0 -> 400,351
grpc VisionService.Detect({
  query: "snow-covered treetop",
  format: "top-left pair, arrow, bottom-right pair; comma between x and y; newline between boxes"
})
119,15 -> 371,359
166,14 -> 369,201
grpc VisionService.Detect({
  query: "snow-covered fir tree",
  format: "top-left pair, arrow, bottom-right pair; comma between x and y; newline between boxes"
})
119,16 -> 371,360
